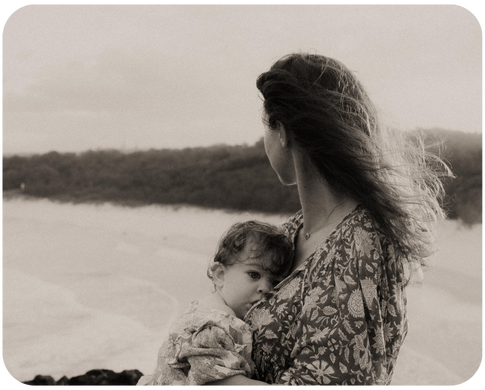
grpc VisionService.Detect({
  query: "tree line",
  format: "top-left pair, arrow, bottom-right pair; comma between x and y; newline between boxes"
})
3,129 -> 482,225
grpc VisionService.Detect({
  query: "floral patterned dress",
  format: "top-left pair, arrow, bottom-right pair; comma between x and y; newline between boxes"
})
245,205 -> 408,385
137,301 -> 254,386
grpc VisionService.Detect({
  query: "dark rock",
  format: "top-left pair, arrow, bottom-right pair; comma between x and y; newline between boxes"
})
23,369 -> 143,385
114,370 -> 144,385
56,376 -> 69,385
20,381 -> 35,389
69,369 -> 117,385
24,375 -> 56,385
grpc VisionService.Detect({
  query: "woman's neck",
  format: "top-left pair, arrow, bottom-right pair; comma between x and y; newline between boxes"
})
287,151 -> 358,272
293,154 -> 353,232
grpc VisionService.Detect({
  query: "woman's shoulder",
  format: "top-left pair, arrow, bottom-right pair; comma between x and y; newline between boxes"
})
307,205 -> 387,270
339,204 -> 383,241
333,205 -> 397,276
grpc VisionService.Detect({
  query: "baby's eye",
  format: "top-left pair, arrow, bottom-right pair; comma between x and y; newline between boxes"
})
248,272 -> 260,280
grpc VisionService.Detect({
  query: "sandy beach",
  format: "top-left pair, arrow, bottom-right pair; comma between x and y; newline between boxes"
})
2,197 -> 482,386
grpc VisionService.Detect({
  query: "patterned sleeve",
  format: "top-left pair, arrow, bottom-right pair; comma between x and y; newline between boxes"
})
277,223 -> 406,385
139,307 -> 255,386
181,321 -> 254,385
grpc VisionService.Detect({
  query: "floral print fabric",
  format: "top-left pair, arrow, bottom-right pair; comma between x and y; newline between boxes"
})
245,205 -> 408,385
137,301 -> 254,385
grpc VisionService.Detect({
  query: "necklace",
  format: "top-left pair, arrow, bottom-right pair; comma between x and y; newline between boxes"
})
304,199 -> 346,240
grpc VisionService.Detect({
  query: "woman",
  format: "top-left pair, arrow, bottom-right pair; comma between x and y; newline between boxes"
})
212,53 -> 449,385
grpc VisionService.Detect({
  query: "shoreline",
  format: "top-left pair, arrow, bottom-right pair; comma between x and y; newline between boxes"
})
2,190 -> 294,220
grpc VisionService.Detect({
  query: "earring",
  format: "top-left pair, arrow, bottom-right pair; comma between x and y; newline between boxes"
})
279,137 -> 289,152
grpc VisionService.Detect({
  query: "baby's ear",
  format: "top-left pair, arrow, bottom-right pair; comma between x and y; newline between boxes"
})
211,263 -> 225,289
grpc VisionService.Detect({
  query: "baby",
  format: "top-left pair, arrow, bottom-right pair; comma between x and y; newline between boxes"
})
137,220 -> 293,385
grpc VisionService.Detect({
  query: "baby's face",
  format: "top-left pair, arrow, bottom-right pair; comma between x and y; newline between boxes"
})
218,241 -> 282,319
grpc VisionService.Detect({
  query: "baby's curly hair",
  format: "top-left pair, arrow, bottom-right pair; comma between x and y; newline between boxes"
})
207,220 -> 294,281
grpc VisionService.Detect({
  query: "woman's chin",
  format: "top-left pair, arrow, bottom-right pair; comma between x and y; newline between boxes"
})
277,175 -> 296,186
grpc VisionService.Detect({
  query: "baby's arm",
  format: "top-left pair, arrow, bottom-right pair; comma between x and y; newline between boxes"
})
184,322 -> 253,385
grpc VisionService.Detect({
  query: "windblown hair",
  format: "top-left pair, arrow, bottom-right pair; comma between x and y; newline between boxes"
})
256,53 -> 451,281
207,220 -> 293,280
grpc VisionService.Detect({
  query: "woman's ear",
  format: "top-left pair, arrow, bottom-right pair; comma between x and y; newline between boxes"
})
211,263 -> 225,289
276,121 -> 289,150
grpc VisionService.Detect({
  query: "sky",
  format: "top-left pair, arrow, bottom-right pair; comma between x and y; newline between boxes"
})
2,3 -> 482,155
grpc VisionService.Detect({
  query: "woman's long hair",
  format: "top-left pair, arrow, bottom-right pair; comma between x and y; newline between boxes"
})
257,53 -> 451,281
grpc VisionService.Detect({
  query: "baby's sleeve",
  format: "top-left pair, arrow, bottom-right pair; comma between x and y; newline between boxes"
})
177,321 -> 254,385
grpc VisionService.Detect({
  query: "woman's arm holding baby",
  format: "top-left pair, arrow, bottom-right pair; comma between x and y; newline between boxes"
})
206,375 -> 269,385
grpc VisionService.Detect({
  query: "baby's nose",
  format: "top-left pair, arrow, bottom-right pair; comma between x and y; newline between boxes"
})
258,279 -> 273,295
